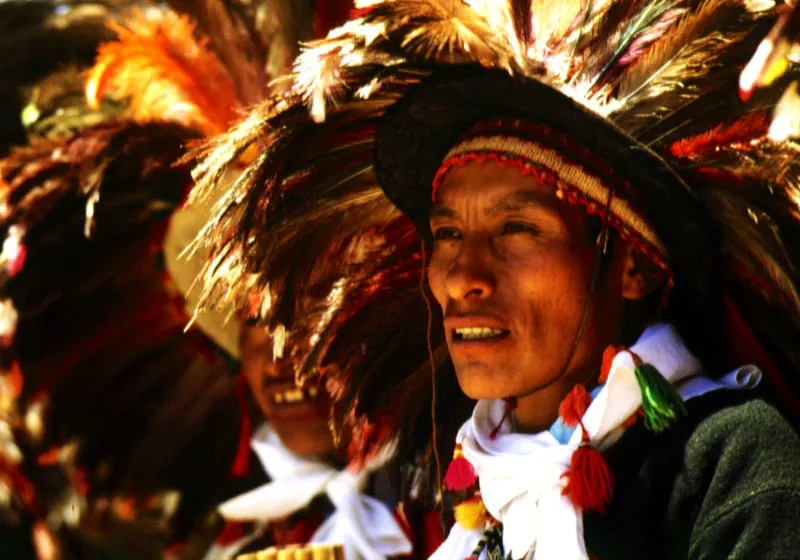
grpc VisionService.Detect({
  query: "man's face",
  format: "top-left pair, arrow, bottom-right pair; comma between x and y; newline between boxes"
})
239,325 -> 336,458
428,159 -> 627,402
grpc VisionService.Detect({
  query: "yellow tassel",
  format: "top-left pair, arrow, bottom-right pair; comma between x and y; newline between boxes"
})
454,497 -> 487,530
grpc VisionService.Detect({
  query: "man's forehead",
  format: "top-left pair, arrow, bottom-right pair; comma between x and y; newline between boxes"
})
431,179 -> 557,218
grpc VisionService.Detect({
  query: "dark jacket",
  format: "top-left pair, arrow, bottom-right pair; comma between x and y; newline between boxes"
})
584,390 -> 800,559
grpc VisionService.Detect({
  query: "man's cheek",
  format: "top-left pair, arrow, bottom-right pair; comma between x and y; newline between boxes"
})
427,266 -> 447,305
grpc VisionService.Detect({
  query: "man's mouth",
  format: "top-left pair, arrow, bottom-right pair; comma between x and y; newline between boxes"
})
452,327 -> 510,341
270,386 -> 319,405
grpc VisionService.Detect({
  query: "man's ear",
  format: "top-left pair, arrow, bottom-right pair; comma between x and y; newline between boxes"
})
620,242 -> 667,301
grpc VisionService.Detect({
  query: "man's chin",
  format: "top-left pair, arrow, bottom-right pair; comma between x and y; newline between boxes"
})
273,421 -> 336,458
454,361 -> 517,400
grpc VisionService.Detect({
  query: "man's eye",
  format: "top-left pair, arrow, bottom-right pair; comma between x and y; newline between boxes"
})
433,227 -> 462,241
502,221 -> 538,235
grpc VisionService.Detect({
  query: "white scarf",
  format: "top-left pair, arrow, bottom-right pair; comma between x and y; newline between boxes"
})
208,424 -> 413,560
430,324 -> 761,560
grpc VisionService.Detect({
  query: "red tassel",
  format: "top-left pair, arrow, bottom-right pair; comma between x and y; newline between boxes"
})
443,444 -> 477,491
561,445 -> 614,513
599,345 -> 625,383
559,384 -> 592,428
232,374 -> 252,478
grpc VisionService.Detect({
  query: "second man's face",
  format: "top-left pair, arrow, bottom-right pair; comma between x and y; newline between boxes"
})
239,324 -> 336,458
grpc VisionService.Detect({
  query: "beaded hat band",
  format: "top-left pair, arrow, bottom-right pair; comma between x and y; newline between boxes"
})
432,119 -> 668,269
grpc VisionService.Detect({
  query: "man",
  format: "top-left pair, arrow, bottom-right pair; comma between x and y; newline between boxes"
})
186,0 -> 800,558
207,323 -> 415,560
372,69 -> 800,559
238,325 -> 335,461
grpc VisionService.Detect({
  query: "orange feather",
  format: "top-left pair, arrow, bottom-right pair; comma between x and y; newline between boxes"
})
86,9 -> 241,136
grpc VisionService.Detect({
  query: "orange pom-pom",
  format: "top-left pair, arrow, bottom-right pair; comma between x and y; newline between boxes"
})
559,384 -> 592,428
444,444 -> 477,491
561,445 -> 614,513
453,496 -> 487,530
599,345 -> 625,383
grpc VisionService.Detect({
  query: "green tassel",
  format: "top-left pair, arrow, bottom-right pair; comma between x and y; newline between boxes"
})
633,363 -> 687,433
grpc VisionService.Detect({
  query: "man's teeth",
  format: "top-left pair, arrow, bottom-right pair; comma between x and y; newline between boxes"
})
454,327 -> 506,340
272,387 -> 319,404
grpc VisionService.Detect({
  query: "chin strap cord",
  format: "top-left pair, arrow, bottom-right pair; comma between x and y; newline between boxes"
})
490,396 -> 518,438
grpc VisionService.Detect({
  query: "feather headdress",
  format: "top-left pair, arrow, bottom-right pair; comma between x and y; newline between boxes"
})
0,1 -> 345,555
84,0 -> 331,134
186,0 -> 800,464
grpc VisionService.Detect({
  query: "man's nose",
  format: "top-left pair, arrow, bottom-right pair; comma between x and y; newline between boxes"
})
445,238 -> 496,301
240,326 -> 288,379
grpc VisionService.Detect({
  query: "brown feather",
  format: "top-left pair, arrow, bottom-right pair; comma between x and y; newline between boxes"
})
617,0 -> 739,101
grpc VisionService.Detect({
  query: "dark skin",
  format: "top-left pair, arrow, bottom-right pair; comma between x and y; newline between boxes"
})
428,160 -> 662,433
239,324 -> 340,459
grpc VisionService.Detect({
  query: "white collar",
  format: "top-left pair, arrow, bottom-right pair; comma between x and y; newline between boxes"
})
216,424 -> 412,560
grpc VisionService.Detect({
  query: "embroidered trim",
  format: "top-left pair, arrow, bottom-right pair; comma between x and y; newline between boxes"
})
468,120 -> 623,184
469,525 -> 504,560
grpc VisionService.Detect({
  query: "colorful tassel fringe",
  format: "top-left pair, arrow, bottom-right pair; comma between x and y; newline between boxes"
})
557,345 -> 683,514
558,383 -> 615,513
444,444 -> 477,491
633,362 -> 687,433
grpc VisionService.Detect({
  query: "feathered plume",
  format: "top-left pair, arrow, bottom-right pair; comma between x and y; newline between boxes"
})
396,0 -> 519,66
86,8 -> 241,136
161,0 -> 325,106
613,0 -> 745,126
